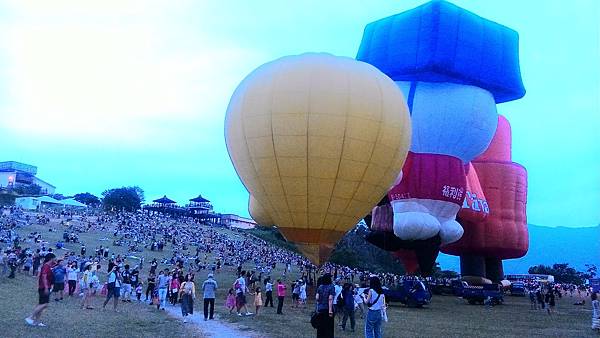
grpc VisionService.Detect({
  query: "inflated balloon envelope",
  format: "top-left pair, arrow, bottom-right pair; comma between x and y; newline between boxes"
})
248,195 -> 273,227
356,0 -> 526,103
225,53 -> 412,264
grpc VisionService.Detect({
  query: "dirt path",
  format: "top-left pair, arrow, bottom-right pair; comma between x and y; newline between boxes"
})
164,304 -> 260,338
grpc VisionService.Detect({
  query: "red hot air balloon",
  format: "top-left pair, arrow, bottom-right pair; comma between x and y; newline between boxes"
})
442,115 -> 528,283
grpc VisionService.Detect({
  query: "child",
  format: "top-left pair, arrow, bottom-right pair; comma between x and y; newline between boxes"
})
226,288 -> 236,314
254,287 -> 263,316
136,282 -> 143,301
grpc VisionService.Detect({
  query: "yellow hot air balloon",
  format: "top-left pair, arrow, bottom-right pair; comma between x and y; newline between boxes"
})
248,195 -> 274,227
225,53 -> 411,264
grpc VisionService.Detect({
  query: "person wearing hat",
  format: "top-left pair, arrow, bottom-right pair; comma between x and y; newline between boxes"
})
25,253 -> 57,327
201,273 -> 217,321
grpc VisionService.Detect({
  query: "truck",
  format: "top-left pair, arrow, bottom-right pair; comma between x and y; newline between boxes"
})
454,281 -> 504,305
382,280 -> 432,307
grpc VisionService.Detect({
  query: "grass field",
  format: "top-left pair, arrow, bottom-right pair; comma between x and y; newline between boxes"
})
1,214 -> 596,338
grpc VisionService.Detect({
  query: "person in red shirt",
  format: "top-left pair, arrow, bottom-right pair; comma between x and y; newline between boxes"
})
25,253 -> 57,327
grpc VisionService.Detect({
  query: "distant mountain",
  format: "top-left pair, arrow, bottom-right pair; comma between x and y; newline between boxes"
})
437,224 -> 600,274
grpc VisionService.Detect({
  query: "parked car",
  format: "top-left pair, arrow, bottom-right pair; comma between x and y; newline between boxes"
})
454,280 -> 504,305
383,280 -> 432,307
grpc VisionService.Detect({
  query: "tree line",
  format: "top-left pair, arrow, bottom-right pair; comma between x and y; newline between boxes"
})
528,263 -> 597,285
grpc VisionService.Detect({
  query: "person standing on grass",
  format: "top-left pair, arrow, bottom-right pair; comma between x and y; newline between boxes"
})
254,286 -> 263,317
341,283 -> 356,332
591,292 -> 599,331
364,276 -> 386,338
32,250 -> 41,276
315,273 -> 335,338
121,264 -> 133,302
67,262 -> 79,297
264,277 -> 274,308
299,280 -> 307,308
202,273 -> 218,320
25,253 -> 56,327
102,265 -> 122,311
235,271 -> 252,316
52,259 -> 66,301
276,279 -> 286,315
80,263 -> 94,309
180,274 -> 196,323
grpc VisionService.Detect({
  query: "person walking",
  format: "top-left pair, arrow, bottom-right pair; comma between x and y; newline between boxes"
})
180,274 -> 196,323
364,276 -> 386,338
202,273 -> 218,320
145,272 -> 156,302
156,269 -> 171,310
276,279 -> 287,315
25,253 -> 57,327
225,288 -> 236,314
103,265 -> 122,311
315,274 -> 335,338
264,277 -> 274,308
169,272 -> 181,305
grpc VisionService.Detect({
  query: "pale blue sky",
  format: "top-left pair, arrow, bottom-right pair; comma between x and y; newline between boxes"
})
0,0 -> 598,227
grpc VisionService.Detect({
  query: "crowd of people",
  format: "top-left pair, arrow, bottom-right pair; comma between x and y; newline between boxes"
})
1,205 -> 598,337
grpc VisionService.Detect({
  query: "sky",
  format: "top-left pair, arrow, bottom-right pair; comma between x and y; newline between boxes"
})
0,0 -> 598,228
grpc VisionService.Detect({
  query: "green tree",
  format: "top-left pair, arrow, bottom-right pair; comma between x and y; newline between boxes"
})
431,262 -> 459,279
528,263 -> 585,285
101,186 -> 144,212
74,192 -> 101,207
584,264 -> 597,279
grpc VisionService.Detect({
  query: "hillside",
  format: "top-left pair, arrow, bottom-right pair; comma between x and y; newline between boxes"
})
437,224 -> 600,273
250,224 -> 598,275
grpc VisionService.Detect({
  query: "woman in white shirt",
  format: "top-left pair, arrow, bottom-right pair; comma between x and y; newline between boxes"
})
364,276 -> 386,338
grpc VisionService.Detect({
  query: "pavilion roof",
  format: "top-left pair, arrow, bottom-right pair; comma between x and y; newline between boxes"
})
153,195 -> 176,204
189,194 -> 210,203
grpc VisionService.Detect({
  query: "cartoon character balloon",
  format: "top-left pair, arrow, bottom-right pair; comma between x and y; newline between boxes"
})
357,0 -> 526,274
442,115 -> 528,282
225,53 -> 412,264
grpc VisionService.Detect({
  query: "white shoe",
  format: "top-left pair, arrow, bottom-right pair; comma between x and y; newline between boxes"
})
183,319 -> 187,323
37,322 -> 47,327
237,313 -> 242,316
245,312 -> 253,316
25,317 -> 34,326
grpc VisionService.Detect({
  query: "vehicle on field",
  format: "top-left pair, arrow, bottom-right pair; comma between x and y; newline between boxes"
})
454,281 -> 504,305
383,280 -> 432,307
510,281 -> 526,296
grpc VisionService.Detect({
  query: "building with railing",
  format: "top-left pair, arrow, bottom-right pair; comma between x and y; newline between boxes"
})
0,161 -> 56,195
